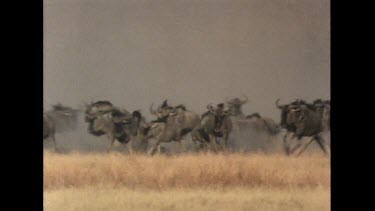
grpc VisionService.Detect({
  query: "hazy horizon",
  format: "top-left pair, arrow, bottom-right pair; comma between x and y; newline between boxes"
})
44,0 -> 330,122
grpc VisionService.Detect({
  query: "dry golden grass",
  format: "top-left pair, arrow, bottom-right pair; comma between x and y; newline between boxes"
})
44,151 -> 330,210
44,151 -> 330,190
44,186 -> 329,211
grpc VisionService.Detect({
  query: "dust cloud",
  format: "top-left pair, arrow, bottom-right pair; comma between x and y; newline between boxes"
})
43,0 -> 330,152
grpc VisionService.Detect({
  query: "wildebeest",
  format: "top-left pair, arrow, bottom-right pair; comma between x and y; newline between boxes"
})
43,113 -> 58,151
44,103 -> 79,152
275,99 -> 330,156
46,103 -> 80,133
133,121 -> 167,154
225,96 -> 279,134
191,103 -> 233,152
84,101 -> 147,153
224,96 -> 281,151
245,113 -> 280,136
147,100 -> 200,155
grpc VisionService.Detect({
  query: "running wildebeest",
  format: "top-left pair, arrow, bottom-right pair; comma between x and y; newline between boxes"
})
245,113 -> 280,136
224,96 -> 281,152
84,101 -> 147,153
275,99 -> 330,156
147,100 -> 201,155
43,113 -> 58,151
46,103 -> 80,133
225,96 -> 280,135
44,104 -> 79,152
133,121 -> 167,154
191,103 -> 233,152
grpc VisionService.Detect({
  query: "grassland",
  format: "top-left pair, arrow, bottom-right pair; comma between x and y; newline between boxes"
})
44,151 -> 330,210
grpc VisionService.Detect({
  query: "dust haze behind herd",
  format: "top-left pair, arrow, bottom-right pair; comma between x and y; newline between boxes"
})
43,0 -> 330,152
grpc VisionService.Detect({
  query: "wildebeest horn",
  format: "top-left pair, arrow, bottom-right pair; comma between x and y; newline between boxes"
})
290,106 -> 300,111
161,100 -> 168,108
240,95 -> 248,104
151,123 -> 158,128
150,103 -> 157,115
275,99 -> 284,109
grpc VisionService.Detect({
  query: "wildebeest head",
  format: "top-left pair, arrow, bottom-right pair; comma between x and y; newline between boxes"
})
285,104 -> 304,126
84,101 -> 118,134
149,100 -> 177,119
225,95 -> 248,116
206,103 -> 230,127
276,99 -> 306,129
85,101 -> 114,122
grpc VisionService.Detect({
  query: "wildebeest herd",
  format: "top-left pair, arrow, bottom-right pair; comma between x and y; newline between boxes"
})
43,97 -> 330,156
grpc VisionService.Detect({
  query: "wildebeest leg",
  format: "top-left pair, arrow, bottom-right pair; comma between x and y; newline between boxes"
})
295,136 -> 316,157
222,132 -> 230,151
126,141 -> 134,155
315,135 -> 329,156
209,134 -> 218,152
282,132 -> 291,155
51,134 -> 59,152
157,144 -> 162,154
191,132 -> 207,152
178,139 -> 188,153
191,137 -> 201,152
107,137 -> 115,153
148,140 -> 161,156
289,135 -> 308,155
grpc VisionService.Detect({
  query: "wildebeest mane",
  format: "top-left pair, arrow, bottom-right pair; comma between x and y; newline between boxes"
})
92,101 -> 113,107
111,109 -> 127,118
175,104 -> 186,110
246,112 -> 261,119
161,100 -> 168,108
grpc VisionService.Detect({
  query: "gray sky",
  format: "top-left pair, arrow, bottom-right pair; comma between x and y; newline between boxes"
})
44,0 -> 330,121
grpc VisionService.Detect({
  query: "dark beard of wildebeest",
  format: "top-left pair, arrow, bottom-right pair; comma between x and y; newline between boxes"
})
84,101 -> 147,153
43,113 -> 58,151
191,103 -> 233,152
275,99 -> 330,156
147,100 -> 200,155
